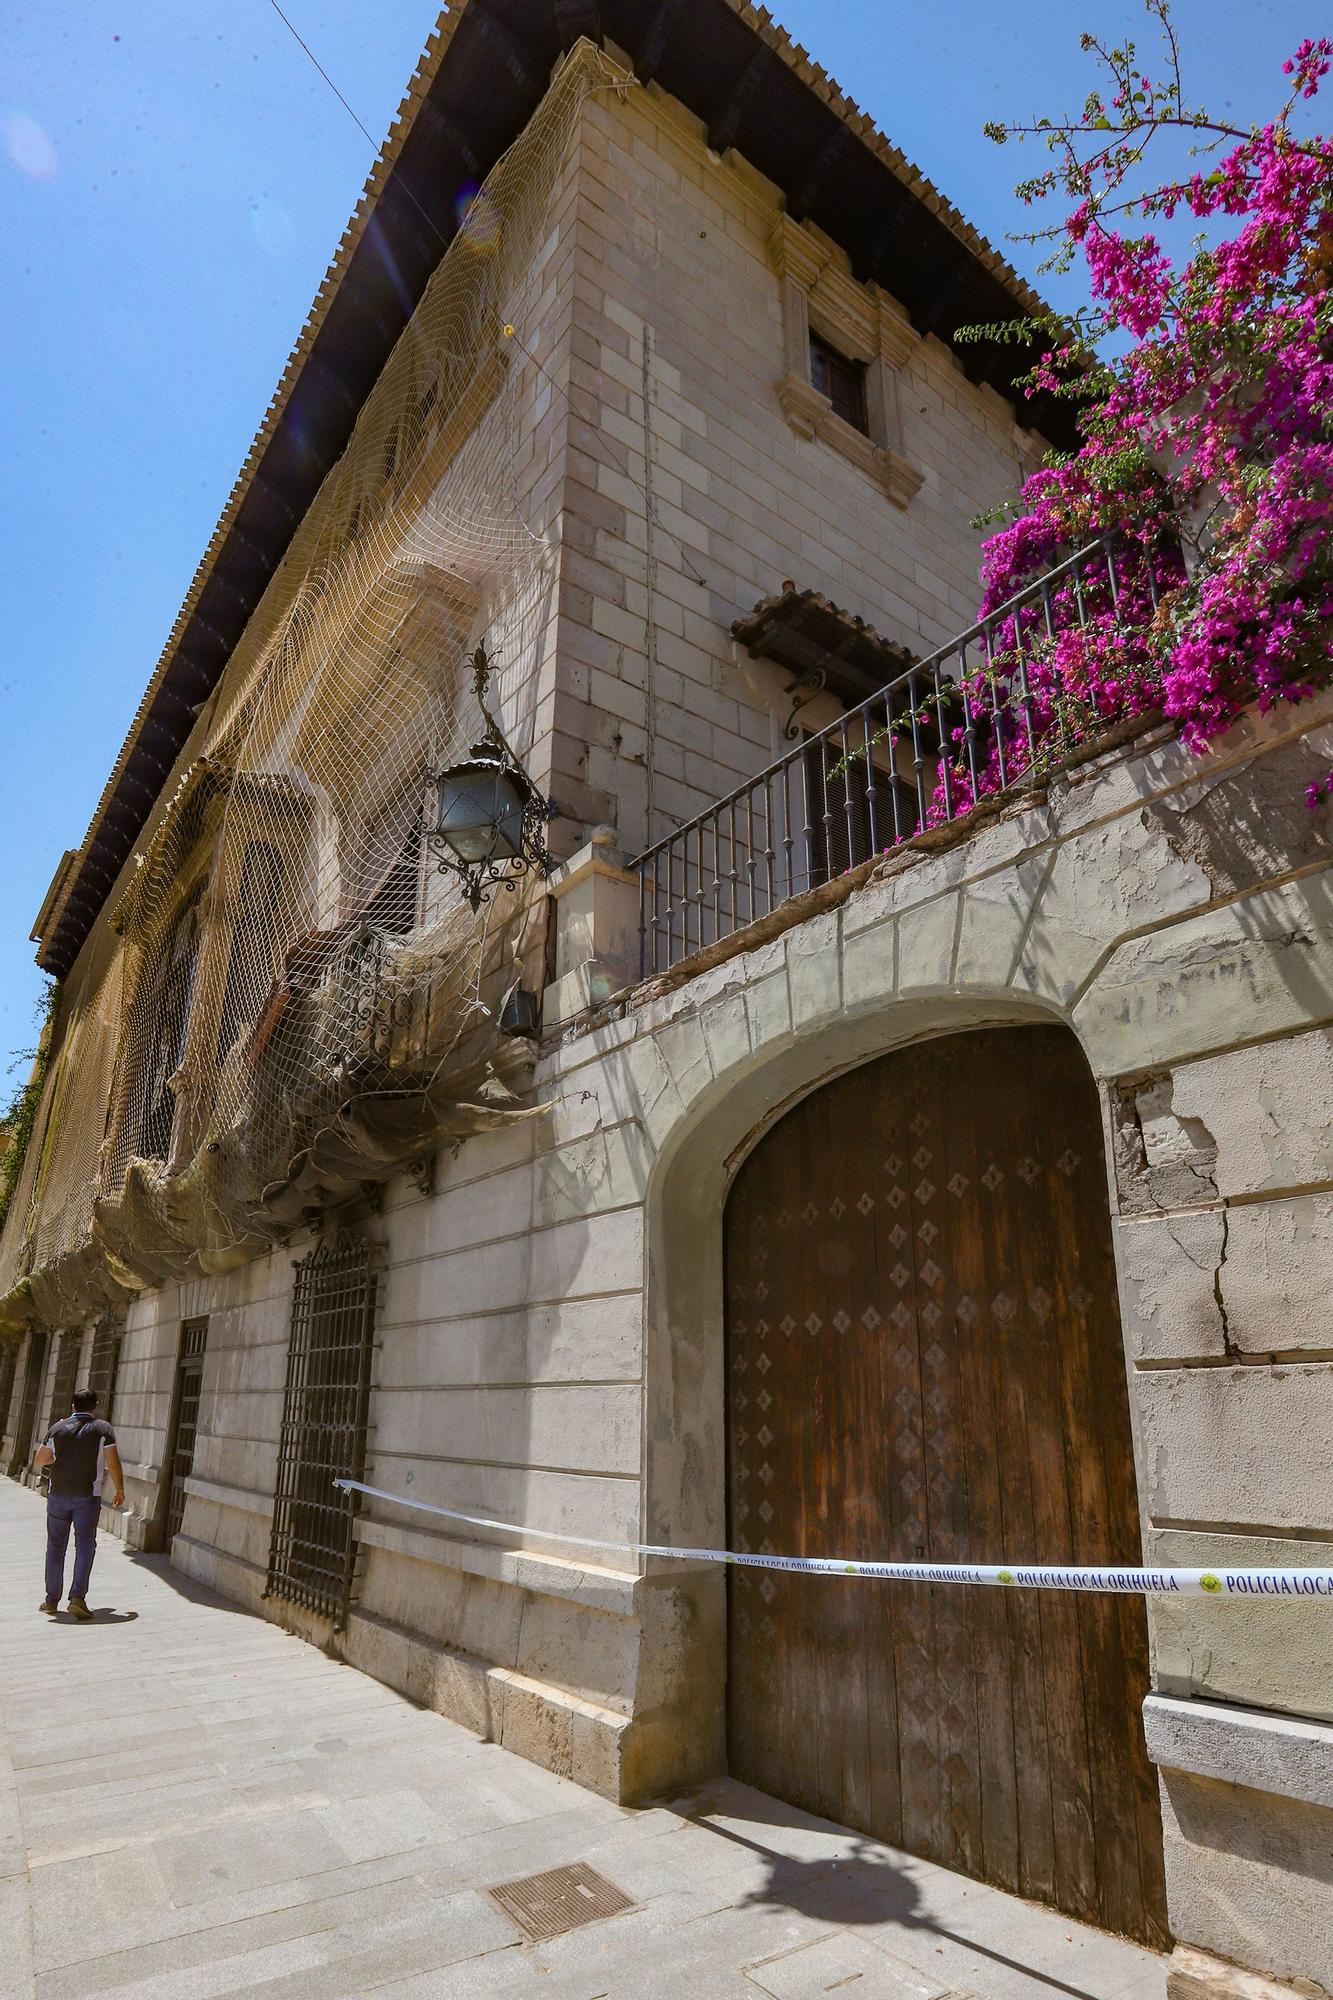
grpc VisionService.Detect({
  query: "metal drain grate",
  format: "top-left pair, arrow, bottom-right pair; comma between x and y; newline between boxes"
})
488,1861 -> 636,1941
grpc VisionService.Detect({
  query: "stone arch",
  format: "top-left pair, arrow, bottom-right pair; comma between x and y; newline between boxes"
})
624,958 -> 1088,1785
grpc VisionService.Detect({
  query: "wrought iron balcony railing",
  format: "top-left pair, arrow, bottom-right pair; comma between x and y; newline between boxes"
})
632,535 -> 1163,977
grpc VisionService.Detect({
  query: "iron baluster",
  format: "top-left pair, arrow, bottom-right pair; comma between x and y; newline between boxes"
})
1039,576 -> 1070,754
1071,555 -> 1089,628
861,701 -> 881,856
665,839 -> 679,970
907,672 -> 927,834
745,785 -> 759,923
824,724 -> 844,872
932,662 -> 954,823
884,689 -> 904,847
982,619 -> 1009,789
1011,610 -> 1040,766
959,646 -> 980,801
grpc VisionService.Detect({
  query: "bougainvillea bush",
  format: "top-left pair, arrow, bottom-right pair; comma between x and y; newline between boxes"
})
933,3 -> 1333,818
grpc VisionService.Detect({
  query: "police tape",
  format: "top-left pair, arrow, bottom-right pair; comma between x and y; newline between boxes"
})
334,1480 -> 1332,1600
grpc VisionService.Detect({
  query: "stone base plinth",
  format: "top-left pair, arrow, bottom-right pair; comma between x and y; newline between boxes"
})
1168,1944 -> 1330,2000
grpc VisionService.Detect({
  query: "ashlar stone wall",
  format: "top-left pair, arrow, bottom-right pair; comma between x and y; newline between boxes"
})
545,75 -> 1041,860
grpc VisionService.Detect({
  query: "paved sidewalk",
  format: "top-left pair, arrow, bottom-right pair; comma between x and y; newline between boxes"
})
0,1479 -> 1166,1999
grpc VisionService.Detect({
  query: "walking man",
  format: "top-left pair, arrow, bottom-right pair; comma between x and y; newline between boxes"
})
34,1388 -> 124,1620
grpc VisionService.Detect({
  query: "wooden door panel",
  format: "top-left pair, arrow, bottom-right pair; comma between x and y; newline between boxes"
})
725,1024 -> 1168,1945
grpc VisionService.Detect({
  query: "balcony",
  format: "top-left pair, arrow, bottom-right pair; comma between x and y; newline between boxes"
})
630,536 -> 1168,978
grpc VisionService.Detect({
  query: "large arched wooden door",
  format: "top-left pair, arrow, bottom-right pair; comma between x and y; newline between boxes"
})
725,1024 -> 1168,1945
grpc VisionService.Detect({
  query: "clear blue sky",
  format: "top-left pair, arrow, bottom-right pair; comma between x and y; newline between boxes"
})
0,0 -> 1314,1067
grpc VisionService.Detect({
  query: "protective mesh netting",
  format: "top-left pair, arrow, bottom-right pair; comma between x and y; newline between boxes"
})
0,44 -> 627,1334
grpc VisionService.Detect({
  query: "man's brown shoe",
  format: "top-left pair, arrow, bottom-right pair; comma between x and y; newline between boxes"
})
66,1597 -> 94,1622
39,1599 -> 57,1614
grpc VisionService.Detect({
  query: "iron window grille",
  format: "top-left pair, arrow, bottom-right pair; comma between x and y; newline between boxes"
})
8,1330 -> 48,1474
265,1229 -> 377,1629
46,1330 -> 81,1436
138,896 -> 204,1162
87,1318 -> 124,1420
0,1346 -> 16,1442
165,1317 -> 207,1545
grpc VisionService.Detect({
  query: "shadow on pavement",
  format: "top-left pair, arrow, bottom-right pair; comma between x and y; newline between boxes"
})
120,1544 -> 262,1615
45,1608 -> 140,1624
671,1785 -> 1114,2000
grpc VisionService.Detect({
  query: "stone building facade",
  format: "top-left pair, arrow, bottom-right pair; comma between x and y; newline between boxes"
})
4,6 -> 1332,1996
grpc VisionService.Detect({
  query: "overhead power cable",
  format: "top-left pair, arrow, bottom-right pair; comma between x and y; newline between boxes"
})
263,0 -> 712,595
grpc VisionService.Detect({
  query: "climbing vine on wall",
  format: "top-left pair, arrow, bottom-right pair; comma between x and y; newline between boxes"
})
0,982 -> 57,1238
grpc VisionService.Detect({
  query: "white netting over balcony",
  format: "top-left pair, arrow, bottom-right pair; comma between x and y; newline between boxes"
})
0,43 -> 628,1333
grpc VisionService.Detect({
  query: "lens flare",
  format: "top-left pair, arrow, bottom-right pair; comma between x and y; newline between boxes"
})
251,196 -> 297,261
455,183 -> 502,256
2,111 -> 58,180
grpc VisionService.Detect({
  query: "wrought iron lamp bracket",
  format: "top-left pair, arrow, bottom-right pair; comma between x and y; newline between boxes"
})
427,645 -> 557,913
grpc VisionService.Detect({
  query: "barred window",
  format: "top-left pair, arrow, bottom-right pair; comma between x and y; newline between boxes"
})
8,1329 -> 49,1474
217,842 -> 284,1063
265,1231 -> 377,1629
87,1319 -> 124,1420
139,897 -> 204,1161
0,1346 -> 17,1441
46,1329 -> 81,1434
166,1317 -> 207,1546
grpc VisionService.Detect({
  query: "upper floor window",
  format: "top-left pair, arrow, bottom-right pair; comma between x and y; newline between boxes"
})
217,841 -> 284,1064
768,214 -> 923,509
809,333 -> 869,437
139,897 -> 203,1162
353,799 -> 423,938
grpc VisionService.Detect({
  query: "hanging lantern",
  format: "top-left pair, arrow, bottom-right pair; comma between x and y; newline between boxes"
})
428,647 -> 555,910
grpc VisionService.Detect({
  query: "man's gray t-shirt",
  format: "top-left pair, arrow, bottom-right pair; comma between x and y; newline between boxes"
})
45,1413 -> 116,1498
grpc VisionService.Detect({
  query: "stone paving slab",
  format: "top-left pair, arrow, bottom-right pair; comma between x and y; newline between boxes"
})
0,1480 -> 1167,2000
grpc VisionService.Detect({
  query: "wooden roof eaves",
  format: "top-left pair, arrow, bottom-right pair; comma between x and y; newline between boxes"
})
34,10 -> 462,972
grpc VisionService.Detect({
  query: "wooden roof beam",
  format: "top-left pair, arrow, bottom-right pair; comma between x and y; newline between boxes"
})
469,1 -> 542,94
707,46 -> 769,153
789,122 -> 853,223
295,356 -> 361,424
850,182 -> 916,286
636,0 -> 688,83
553,0 -> 601,40
371,184 -> 443,269
250,471 -> 306,533
415,98 -> 482,178
914,262 -> 971,338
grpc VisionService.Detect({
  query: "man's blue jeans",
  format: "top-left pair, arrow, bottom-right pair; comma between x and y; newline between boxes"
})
45,1494 -> 101,1603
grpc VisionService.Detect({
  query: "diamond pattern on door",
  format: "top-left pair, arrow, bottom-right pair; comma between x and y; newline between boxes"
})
724,1023 -> 1167,1948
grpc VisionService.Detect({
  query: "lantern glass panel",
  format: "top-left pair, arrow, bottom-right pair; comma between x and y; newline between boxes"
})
435,763 -> 526,865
